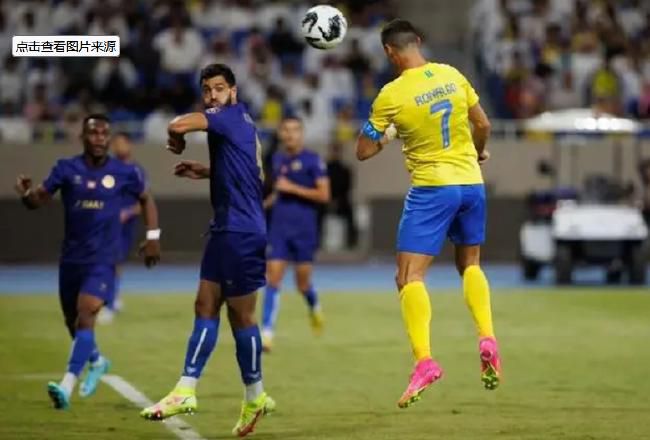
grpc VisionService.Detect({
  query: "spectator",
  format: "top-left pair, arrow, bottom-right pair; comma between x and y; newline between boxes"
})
344,38 -> 372,80
334,105 -> 357,145
129,20 -> 160,85
297,99 -> 332,148
0,10 -> 11,60
0,56 -> 23,116
260,85 -> 285,129
588,55 -> 623,115
93,57 -> 138,109
154,16 -> 204,78
14,10 -> 41,36
51,0 -> 85,33
323,142 -> 358,249
88,5 -> 130,45
320,55 -> 356,105
24,83 -> 58,123
191,0 -> 226,33
200,37 -> 242,82
268,17 -> 303,58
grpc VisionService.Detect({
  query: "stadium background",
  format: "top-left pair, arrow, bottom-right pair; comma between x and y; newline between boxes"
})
1,0 -> 649,265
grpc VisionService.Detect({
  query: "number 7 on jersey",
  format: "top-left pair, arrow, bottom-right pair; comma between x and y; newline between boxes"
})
430,99 -> 452,148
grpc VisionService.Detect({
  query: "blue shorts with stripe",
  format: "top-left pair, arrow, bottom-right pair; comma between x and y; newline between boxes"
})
397,185 -> 486,256
200,231 -> 267,296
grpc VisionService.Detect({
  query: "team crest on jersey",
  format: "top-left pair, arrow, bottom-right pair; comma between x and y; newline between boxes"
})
87,180 -> 96,189
291,160 -> 302,171
102,175 -> 115,189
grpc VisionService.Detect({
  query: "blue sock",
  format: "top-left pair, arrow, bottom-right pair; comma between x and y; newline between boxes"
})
233,326 -> 262,385
182,318 -> 219,378
262,286 -> 280,331
67,329 -> 95,376
302,286 -> 319,311
88,347 -> 100,364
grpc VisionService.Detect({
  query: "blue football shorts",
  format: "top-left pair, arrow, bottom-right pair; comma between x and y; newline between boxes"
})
267,228 -> 318,263
397,184 -> 486,256
200,230 -> 267,296
58,263 -> 116,323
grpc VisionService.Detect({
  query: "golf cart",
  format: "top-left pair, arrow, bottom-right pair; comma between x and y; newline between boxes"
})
519,109 -> 648,285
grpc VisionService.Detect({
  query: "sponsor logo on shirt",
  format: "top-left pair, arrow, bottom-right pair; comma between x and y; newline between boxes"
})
102,174 -> 115,189
291,160 -> 302,171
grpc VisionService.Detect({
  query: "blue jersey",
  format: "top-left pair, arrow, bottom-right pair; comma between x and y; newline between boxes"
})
204,104 -> 265,234
270,149 -> 327,235
43,155 -> 146,264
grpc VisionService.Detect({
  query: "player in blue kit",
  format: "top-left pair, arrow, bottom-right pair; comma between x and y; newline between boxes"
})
141,64 -> 275,437
261,117 -> 330,351
14,114 -> 161,410
98,132 -> 147,324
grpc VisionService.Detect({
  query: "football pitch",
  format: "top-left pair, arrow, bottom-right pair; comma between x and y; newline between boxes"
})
1,288 -> 649,440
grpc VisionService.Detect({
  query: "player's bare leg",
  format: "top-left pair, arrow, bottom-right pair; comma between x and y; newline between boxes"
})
455,245 -> 500,390
98,266 -> 123,325
261,260 -> 287,351
395,252 -> 443,408
227,294 -> 275,437
141,280 -> 223,420
49,293 -> 105,409
295,263 -> 324,335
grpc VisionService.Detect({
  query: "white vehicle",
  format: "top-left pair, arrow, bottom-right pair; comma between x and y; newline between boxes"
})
519,109 -> 648,285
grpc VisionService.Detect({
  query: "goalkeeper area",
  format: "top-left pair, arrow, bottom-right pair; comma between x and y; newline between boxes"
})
1,264 -> 649,440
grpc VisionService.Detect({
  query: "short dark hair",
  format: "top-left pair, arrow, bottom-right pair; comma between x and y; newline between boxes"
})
200,63 -> 236,87
113,131 -> 131,140
281,115 -> 303,125
82,113 -> 110,130
380,19 -> 421,49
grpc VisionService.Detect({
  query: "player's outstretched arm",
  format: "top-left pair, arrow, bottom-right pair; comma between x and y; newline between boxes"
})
14,175 -> 51,210
166,113 -> 210,155
355,123 -> 396,161
173,160 -> 210,180
468,103 -> 492,164
137,191 -> 161,268
276,176 -> 330,204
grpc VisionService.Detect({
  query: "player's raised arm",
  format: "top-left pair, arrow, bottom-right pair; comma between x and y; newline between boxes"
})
15,158 -> 67,210
166,113 -> 210,155
15,175 -> 52,210
468,103 -> 492,164
356,84 -> 399,161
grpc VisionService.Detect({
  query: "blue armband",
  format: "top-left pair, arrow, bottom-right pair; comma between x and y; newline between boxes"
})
361,121 -> 383,142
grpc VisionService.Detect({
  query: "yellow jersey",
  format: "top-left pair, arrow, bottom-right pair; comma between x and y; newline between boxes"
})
365,62 -> 483,187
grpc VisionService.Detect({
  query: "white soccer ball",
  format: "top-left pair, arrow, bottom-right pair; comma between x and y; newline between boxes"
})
301,5 -> 347,50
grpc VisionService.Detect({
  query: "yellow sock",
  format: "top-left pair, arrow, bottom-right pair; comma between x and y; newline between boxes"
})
399,281 -> 432,361
463,265 -> 495,338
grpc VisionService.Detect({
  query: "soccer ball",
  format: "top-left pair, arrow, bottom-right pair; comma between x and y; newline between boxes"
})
301,5 -> 347,50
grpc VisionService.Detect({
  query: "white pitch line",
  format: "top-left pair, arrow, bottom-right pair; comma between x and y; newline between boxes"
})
102,374 -> 206,440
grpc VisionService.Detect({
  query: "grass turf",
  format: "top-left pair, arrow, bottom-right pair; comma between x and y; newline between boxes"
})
1,289 -> 649,439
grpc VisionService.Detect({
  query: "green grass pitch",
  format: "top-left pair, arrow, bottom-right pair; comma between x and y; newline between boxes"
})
1,289 -> 649,439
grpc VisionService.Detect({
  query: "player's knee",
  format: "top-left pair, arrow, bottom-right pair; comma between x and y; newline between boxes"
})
227,307 -> 256,329
75,310 -> 95,330
296,279 -> 311,293
194,296 -> 215,319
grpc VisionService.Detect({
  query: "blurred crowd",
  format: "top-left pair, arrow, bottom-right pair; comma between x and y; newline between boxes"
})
471,0 -> 650,119
0,0 -> 395,145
